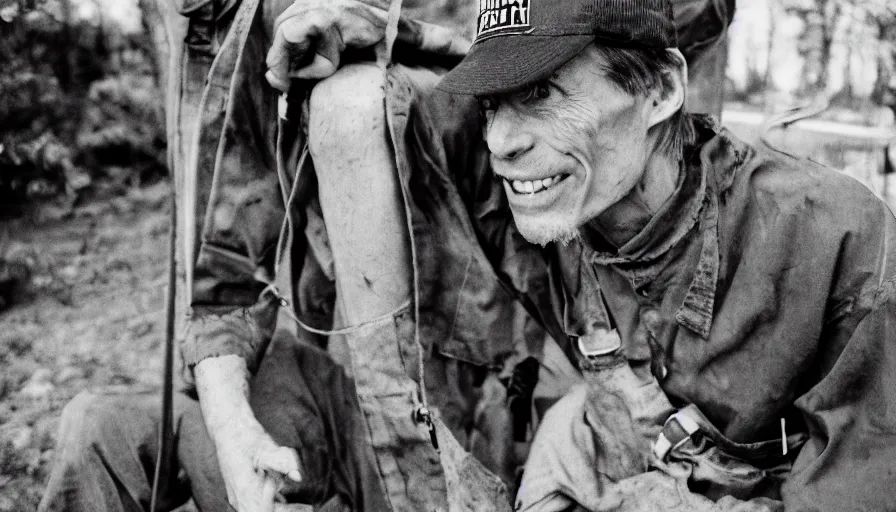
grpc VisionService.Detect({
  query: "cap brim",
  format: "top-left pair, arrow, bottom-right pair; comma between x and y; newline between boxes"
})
437,34 -> 593,96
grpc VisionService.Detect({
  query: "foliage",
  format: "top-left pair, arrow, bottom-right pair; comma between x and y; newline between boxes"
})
729,0 -> 895,111
76,74 -> 166,188
785,0 -> 895,101
0,0 -> 165,214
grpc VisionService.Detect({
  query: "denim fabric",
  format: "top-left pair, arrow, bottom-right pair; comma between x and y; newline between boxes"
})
39,323 -> 380,511
38,389 -> 228,512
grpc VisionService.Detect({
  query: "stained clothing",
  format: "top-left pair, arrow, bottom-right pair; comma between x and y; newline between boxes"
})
165,0 -> 896,510
39,311 -> 499,511
522,116 -> 896,510
175,0 -> 736,373
54,0 -> 870,510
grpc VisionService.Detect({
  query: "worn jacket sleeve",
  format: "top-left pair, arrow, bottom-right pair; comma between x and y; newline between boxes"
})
782,196 -> 896,510
173,0 -> 285,373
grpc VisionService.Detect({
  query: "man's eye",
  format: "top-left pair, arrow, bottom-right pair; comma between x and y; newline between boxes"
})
521,82 -> 550,104
478,96 -> 498,112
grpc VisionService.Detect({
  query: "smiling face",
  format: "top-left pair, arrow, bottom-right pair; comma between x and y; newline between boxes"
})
482,45 -> 674,246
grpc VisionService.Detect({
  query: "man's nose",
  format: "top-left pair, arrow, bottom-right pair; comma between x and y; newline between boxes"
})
485,107 -> 535,162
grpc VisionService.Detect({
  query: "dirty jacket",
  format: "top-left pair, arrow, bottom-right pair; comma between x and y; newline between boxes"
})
543,115 -> 896,510
172,0 -> 735,373
167,0 -> 896,509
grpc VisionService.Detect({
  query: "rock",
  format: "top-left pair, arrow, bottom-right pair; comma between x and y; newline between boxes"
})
29,368 -> 53,384
23,447 -> 42,475
19,380 -> 56,400
59,265 -> 78,280
127,319 -> 153,339
0,492 -> 14,509
8,426 -> 32,451
54,365 -> 86,386
0,403 -> 13,423
111,196 -> 136,215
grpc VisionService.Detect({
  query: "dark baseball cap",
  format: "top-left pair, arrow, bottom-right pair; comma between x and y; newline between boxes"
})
438,0 -> 677,96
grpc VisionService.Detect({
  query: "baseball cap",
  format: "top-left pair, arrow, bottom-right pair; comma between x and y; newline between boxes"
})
438,0 -> 677,96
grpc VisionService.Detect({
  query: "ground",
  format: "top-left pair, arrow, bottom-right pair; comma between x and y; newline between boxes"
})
0,183 -> 173,510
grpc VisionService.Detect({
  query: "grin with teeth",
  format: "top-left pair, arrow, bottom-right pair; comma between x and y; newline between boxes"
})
507,174 -> 569,194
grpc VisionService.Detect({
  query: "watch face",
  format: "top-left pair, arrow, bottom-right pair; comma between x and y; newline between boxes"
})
577,327 -> 621,357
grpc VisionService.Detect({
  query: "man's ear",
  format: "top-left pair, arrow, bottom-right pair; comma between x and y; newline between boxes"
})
646,48 -> 687,129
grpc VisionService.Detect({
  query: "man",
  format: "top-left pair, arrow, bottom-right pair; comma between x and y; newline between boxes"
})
435,1 -> 896,510
260,0 -> 896,510
40,0 -> 745,511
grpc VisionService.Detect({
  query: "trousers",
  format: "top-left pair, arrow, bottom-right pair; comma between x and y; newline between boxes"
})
39,311 -> 503,511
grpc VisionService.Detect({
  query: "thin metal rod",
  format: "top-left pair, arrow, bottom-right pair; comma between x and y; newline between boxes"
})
150,179 -> 178,512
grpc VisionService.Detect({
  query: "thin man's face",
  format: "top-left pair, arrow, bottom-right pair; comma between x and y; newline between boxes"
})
483,45 -> 654,246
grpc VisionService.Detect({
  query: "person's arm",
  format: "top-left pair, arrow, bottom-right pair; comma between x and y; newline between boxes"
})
780,288 -> 896,509
194,354 -> 301,511
779,195 -> 896,510
172,0 -> 299,507
782,279 -> 896,508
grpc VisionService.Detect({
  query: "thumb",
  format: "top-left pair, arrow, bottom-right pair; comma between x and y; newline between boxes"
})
255,445 -> 303,482
295,25 -> 344,79
260,476 -> 280,512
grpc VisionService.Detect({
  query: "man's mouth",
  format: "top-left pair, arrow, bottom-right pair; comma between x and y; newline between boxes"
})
505,174 -> 570,195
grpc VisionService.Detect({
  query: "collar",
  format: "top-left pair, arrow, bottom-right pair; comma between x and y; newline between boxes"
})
579,115 -> 748,339
583,124 -> 708,267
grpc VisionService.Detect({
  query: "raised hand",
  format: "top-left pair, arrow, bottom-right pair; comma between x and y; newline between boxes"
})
265,0 -> 470,91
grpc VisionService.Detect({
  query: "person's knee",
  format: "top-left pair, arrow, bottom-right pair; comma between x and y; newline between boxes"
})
56,391 -> 132,451
308,63 -> 386,160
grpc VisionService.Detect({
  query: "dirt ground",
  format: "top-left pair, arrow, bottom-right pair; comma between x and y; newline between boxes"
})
0,178 -> 513,511
0,183 -> 173,510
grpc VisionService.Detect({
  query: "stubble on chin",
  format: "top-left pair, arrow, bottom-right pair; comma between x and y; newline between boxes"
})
514,216 -> 581,247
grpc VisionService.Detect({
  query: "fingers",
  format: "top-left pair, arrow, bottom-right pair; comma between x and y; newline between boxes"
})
295,25 -> 344,79
266,1 -> 389,89
264,0 -> 470,92
254,445 -> 303,482
266,10 -> 338,90
260,475 -> 281,512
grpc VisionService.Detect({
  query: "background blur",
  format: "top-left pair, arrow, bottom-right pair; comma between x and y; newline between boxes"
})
0,0 -> 894,510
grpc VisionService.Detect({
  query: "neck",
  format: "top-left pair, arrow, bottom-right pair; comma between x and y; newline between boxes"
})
584,149 -> 681,249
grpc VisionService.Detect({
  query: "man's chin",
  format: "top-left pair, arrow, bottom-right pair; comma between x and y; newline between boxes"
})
514,218 -> 580,247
